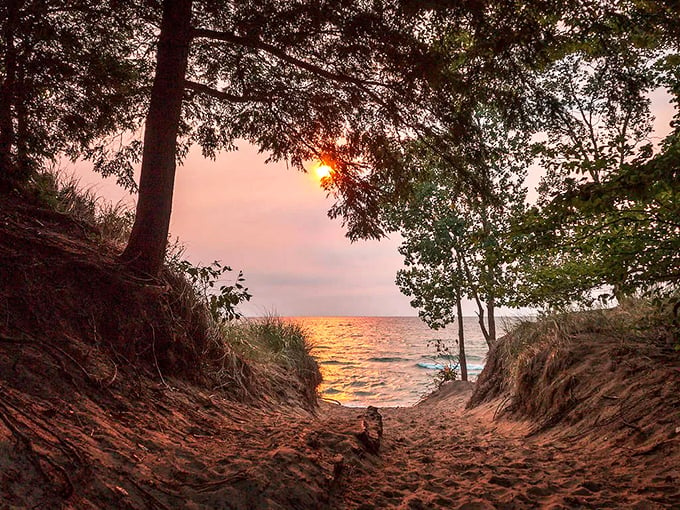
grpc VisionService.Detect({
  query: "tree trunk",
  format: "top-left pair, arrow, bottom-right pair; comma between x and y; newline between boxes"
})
0,0 -> 19,189
120,0 -> 193,276
15,55 -> 29,178
456,297 -> 467,381
460,253 -> 492,347
487,297 -> 496,346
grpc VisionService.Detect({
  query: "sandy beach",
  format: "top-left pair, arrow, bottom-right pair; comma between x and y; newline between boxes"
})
1,358 -> 678,509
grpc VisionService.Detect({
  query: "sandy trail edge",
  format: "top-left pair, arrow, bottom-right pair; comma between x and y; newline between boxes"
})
321,381 -> 679,509
0,355 -> 678,509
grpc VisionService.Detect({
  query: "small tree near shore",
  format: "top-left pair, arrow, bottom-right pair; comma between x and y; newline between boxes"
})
389,113 -> 529,350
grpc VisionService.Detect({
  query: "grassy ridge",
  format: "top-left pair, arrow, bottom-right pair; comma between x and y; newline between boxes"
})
469,301 -> 679,440
9,169 -> 322,407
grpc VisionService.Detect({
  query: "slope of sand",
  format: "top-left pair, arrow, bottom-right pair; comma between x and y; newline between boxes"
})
323,381 -> 679,509
2,357 -> 678,509
1,194 -> 678,508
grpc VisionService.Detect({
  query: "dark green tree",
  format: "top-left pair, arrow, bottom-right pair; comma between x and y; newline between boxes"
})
512,46 -> 679,307
0,0 -> 148,191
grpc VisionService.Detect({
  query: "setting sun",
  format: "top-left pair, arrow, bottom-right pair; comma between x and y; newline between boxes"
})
315,164 -> 333,179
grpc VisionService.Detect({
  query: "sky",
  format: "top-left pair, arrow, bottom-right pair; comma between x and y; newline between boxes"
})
72,90 -> 676,318
74,145 -> 420,317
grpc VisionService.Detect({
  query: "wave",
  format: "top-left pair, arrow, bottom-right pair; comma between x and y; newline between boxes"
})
367,356 -> 411,362
348,380 -> 367,387
416,362 -> 486,372
320,360 -> 354,366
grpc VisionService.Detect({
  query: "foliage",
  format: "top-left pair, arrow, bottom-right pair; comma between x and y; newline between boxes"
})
0,0 -> 150,189
381,2 -> 680,318
428,338 -> 459,388
434,365 -> 459,388
227,317 -> 313,367
531,51 -> 656,193
178,0 -> 587,240
6,0 -> 679,316
510,46 -> 679,308
387,111 -> 529,345
221,316 -> 322,396
29,169 -> 134,246
119,0 -> 624,275
168,257 -> 252,323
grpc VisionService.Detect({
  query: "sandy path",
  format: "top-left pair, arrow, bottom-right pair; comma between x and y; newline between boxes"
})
321,382 -> 679,509
0,364 -> 677,508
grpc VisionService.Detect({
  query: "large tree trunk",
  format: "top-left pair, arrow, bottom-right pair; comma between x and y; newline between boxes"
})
0,0 -> 19,189
120,0 -> 193,276
14,60 -> 28,176
456,297 -> 468,382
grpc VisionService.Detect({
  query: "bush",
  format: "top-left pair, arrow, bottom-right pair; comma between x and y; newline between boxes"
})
167,255 -> 252,323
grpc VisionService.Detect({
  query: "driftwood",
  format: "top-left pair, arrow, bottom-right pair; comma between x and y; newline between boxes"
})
356,406 -> 383,454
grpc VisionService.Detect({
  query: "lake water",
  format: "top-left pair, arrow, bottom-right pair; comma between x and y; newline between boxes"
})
283,316 -> 512,407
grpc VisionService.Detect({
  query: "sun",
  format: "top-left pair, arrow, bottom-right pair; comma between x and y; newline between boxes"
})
315,164 -> 333,179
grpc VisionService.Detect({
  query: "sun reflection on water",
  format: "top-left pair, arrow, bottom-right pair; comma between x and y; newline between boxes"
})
285,317 -> 492,407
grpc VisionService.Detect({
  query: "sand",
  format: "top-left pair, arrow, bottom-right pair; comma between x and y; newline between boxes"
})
322,382 -> 679,509
1,362 -> 677,509
1,194 -> 678,508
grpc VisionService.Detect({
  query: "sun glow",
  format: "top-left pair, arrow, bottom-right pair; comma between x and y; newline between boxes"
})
315,164 -> 333,180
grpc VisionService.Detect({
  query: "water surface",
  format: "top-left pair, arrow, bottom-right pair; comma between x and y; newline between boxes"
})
284,316 -> 506,407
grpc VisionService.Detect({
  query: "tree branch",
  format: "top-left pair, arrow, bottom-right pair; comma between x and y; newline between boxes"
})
191,28 -> 388,89
184,80 -> 271,103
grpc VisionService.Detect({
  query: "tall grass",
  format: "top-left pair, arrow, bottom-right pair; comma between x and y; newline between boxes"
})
222,316 -> 322,393
470,298 -> 677,410
30,169 -> 134,246
26,168 -> 322,405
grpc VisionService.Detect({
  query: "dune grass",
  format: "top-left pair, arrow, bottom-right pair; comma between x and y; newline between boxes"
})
470,298 -> 678,428
22,168 -> 322,406
222,316 -> 322,399
503,299 -> 675,386
30,169 -> 134,246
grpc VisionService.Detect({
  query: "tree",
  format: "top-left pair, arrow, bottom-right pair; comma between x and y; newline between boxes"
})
0,0 -> 148,190
118,0 -> 443,274
119,0 -> 612,276
120,0 -> 193,275
388,113 -> 529,349
386,2 -> 679,315
511,46 -> 678,308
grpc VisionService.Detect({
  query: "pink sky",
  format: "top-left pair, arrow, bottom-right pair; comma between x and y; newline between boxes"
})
75,144 -> 417,317
72,90 -> 675,317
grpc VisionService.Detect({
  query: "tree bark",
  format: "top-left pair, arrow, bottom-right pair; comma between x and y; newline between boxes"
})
121,0 -> 193,276
459,253 -> 491,346
456,296 -> 468,381
0,0 -> 20,189
487,297 -> 497,346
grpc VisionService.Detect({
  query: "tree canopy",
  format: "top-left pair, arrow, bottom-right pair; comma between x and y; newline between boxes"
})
119,0 -> 595,275
2,0 -> 678,318
0,0 -> 149,190
383,0 -> 679,322
387,111 -> 529,343
510,35 -> 679,308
